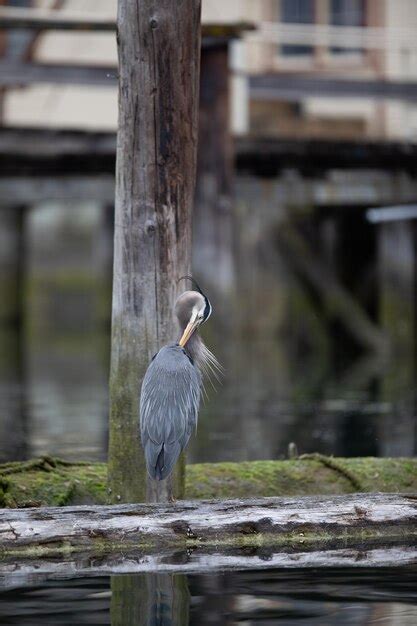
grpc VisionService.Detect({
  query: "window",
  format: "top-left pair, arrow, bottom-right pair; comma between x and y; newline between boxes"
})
330,0 -> 365,55
280,0 -> 314,57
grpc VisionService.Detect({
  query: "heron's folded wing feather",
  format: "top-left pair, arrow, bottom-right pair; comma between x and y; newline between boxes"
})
140,345 -> 201,452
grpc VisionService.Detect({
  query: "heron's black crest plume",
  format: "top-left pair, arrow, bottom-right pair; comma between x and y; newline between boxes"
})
178,275 -> 211,322
178,275 -> 204,295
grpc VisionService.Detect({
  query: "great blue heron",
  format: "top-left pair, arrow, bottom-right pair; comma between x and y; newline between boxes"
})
140,279 -> 220,480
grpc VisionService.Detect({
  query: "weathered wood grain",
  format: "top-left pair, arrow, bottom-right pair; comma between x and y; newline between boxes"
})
0,494 -> 416,560
108,0 -> 201,504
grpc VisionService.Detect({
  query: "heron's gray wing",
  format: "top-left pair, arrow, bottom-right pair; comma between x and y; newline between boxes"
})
140,344 -> 201,480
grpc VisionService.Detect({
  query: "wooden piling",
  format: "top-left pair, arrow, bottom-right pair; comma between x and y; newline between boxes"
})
94,203 -> 114,329
193,43 -> 235,296
0,207 -> 25,325
108,1 -> 201,503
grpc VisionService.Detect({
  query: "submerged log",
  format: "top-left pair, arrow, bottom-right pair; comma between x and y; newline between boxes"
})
1,456 -> 417,508
0,493 -> 416,561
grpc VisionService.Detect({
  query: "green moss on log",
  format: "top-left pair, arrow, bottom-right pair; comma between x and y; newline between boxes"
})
0,456 -> 416,508
0,457 -> 108,508
186,456 -> 417,499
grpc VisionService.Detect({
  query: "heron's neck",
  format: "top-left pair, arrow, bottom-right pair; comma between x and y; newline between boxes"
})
182,332 -> 204,366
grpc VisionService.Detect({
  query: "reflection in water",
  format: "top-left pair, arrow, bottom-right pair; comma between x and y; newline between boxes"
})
1,567 -> 417,625
0,328 -> 27,462
111,574 -> 189,626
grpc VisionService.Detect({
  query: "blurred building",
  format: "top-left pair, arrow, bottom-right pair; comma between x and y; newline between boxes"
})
2,1 -> 417,140
218,0 -> 417,140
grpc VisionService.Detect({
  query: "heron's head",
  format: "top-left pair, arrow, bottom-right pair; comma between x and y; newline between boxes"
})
175,289 -> 212,347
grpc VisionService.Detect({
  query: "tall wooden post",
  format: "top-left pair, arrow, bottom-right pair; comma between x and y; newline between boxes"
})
378,220 -> 416,456
0,207 -> 25,325
0,206 -> 27,463
94,203 -> 114,329
108,0 -> 201,503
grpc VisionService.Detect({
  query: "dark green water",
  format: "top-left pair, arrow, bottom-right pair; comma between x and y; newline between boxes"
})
0,202 -> 416,464
0,319 -> 414,464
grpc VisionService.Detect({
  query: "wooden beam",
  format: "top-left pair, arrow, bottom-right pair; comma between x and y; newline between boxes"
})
0,6 -> 116,31
0,128 -> 117,176
0,6 -> 251,38
2,130 -> 417,176
3,62 -> 417,100
250,73 -> 417,102
0,60 -> 117,86
108,1 -> 201,504
0,493 -> 415,561
0,175 -> 115,203
0,170 -> 416,210
236,137 -> 417,176
0,127 -> 116,156
0,31 -> 243,88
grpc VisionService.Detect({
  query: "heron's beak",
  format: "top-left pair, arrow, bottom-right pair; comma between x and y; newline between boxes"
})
179,312 -> 199,347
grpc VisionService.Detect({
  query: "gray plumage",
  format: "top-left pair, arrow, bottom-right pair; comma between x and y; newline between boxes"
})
140,344 -> 201,480
139,289 -> 221,481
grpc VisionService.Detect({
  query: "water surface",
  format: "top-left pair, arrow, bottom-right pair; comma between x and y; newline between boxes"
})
1,567 -> 417,625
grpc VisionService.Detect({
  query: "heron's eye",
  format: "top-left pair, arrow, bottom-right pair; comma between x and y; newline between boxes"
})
203,298 -> 212,322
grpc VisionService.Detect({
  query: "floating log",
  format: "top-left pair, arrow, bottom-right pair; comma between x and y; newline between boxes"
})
0,493 -> 416,564
1,456 -> 417,508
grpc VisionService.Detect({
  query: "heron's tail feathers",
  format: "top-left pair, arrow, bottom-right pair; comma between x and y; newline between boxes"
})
145,441 -> 182,481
